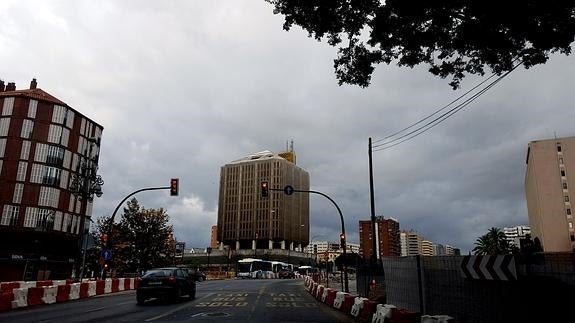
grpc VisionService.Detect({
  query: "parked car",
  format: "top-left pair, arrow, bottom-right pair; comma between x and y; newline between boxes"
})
278,268 -> 295,279
136,267 -> 196,304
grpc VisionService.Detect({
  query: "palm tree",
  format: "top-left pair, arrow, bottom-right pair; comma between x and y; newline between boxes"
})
473,227 -> 512,255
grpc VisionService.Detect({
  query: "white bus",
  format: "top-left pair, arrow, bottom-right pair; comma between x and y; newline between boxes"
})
237,258 -> 272,279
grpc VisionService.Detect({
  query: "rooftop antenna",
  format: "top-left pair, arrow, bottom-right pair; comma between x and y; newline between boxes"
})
290,139 -> 294,152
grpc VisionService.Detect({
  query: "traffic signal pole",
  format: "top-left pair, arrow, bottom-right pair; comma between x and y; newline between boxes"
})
269,186 -> 349,293
103,181 -> 178,278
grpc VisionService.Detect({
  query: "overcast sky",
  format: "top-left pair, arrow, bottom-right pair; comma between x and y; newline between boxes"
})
2,1 -> 574,253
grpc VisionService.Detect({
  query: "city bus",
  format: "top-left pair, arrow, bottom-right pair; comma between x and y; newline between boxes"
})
237,258 -> 272,279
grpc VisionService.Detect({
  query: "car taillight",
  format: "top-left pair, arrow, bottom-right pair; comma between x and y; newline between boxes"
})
167,277 -> 177,285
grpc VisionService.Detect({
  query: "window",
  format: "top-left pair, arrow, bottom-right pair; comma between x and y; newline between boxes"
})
38,186 -> 60,207
47,125 -> 63,143
52,105 -> 67,124
559,158 -> 564,165
561,170 -> 566,177
53,211 -> 63,231
0,118 -> 10,136
1,205 -> 19,226
16,162 -> 27,181
2,97 -> 14,115
65,110 -> 74,128
28,100 -> 37,118
20,141 -> 31,160
570,222 -> 574,230
34,143 -> 48,162
571,235 -> 575,242
565,196 -> 570,202
568,209 -> 572,215
42,166 -> 62,186
46,146 -> 64,166
564,182 -> 568,190
20,119 -> 34,138
557,145 -> 562,152
36,209 -> 54,231
0,138 -> 6,158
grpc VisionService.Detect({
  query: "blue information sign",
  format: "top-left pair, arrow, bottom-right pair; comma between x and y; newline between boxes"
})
284,185 -> 294,195
101,249 -> 113,261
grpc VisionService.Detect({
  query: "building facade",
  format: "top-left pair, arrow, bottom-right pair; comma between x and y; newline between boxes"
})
503,225 -> 531,248
400,230 -> 423,256
217,150 -> 310,252
525,137 -> 575,252
0,79 -> 103,281
359,216 -> 400,260
421,240 -> 434,256
210,225 -> 218,248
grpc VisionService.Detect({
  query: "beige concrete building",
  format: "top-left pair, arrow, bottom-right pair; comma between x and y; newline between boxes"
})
217,150 -> 310,252
421,240 -> 435,256
525,137 -> 575,252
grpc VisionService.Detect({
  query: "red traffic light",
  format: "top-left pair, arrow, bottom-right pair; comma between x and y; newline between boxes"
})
340,233 -> 345,240
260,181 -> 269,198
170,178 -> 179,196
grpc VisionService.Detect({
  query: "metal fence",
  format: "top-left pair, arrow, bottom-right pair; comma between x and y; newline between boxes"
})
358,253 -> 575,323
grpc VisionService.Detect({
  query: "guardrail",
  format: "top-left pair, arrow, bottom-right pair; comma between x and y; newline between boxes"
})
0,278 -> 138,312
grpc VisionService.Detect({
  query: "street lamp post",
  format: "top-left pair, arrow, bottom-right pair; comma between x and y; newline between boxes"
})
70,138 -> 104,280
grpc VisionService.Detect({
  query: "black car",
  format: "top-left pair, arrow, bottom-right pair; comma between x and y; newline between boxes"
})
136,267 -> 196,304
278,268 -> 295,279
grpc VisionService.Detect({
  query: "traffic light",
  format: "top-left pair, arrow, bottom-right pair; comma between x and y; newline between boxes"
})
260,181 -> 269,198
170,178 -> 179,196
340,233 -> 346,249
313,244 -> 317,254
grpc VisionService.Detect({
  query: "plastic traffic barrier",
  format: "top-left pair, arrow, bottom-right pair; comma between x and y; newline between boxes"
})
56,284 -> 71,303
118,278 -> 125,291
132,278 -> 138,289
95,280 -> 105,295
372,304 -> 396,323
325,289 -> 337,307
311,282 -> 318,296
358,299 -> 379,322
26,287 -> 44,306
36,280 -> 53,288
79,282 -> 90,299
315,285 -> 325,300
341,294 -> 357,314
42,286 -> 57,304
321,287 -> 331,302
11,288 -> 28,308
0,282 -> 19,294
390,308 -> 421,323
333,292 -> 349,310
88,281 -> 97,297
111,279 -> 120,293
0,292 -> 14,312
69,283 -> 80,300
350,297 -> 368,317
104,279 -> 112,294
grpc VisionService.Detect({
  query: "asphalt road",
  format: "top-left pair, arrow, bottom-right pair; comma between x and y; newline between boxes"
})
0,278 -> 355,322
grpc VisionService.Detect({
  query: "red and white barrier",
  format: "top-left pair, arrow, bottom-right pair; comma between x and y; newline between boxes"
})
104,279 -> 112,294
350,296 -> 368,317
333,291 -> 349,310
69,283 -> 80,300
88,281 -> 97,297
372,304 -> 396,323
11,288 -> 28,308
42,286 -> 58,304
118,278 -> 125,291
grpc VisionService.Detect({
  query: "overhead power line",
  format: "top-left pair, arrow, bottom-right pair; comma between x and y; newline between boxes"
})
372,60 -> 523,152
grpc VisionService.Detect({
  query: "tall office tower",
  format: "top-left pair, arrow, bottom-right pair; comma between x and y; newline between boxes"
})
525,137 -> 575,252
0,79 -> 103,280
359,216 -> 400,260
217,149 -> 309,252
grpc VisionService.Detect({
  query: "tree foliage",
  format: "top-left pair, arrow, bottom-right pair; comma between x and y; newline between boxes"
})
94,198 -> 175,275
473,227 -> 513,255
266,0 -> 575,88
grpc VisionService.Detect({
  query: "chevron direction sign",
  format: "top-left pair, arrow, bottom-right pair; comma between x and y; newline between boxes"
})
460,255 -> 517,281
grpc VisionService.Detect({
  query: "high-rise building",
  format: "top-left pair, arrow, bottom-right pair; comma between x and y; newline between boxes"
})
434,243 -> 446,256
358,216 -> 400,260
217,149 -> 309,251
421,240 -> 434,256
400,230 -> 423,256
210,225 -> 218,248
503,225 -> 531,248
0,79 -> 103,281
525,137 -> 575,252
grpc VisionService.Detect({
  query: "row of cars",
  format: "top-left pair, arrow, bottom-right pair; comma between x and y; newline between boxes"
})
136,267 -> 205,305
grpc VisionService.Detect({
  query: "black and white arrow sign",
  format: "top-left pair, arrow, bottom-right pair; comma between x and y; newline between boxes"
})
460,255 -> 517,281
